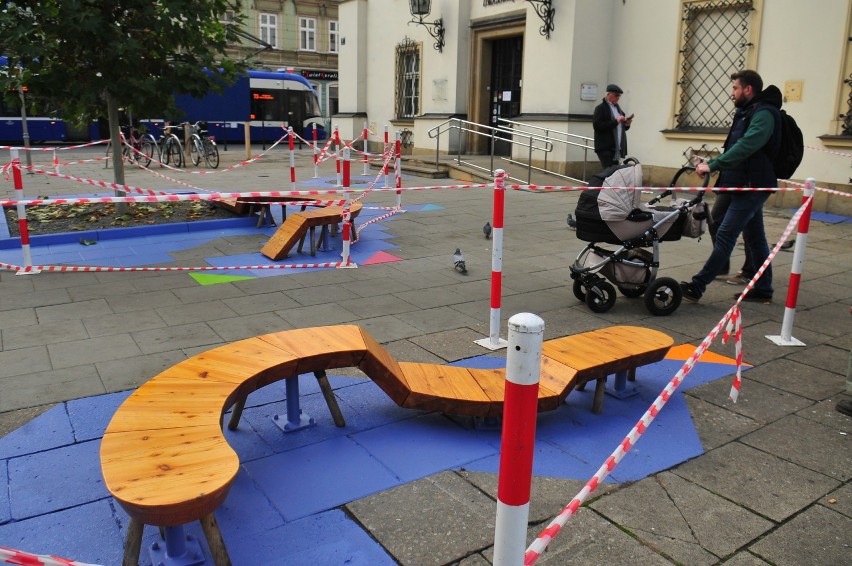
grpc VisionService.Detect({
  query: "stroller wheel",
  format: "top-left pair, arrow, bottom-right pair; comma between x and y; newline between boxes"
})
644,277 -> 683,316
618,285 -> 645,298
585,281 -> 617,313
572,280 -> 587,302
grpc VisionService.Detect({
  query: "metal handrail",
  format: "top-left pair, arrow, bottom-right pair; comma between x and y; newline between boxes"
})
427,118 -> 554,184
498,118 -> 594,184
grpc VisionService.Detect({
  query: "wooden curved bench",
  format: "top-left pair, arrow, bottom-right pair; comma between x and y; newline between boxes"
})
100,324 -> 671,565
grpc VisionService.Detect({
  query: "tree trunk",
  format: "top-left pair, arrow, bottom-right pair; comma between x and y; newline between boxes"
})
106,92 -> 128,214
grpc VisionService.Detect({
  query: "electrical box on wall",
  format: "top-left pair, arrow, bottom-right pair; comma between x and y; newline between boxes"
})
784,81 -> 803,102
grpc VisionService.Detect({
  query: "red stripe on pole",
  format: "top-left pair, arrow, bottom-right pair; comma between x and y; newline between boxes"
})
493,187 -> 505,229
786,272 -> 801,309
491,271 -> 503,308
497,380 -> 539,506
18,220 -> 29,245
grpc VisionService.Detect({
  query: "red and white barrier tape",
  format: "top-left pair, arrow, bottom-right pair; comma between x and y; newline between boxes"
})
1,140 -> 108,152
0,545 -> 101,566
804,145 -> 852,159
524,196 -> 815,563
354,208 -> 405,238
1,261 -> 348,274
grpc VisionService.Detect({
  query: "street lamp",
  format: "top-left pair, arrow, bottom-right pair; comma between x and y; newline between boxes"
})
408,0 -> 445,53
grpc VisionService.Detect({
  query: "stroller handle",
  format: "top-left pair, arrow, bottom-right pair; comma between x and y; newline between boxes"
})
648,166 -> 710,205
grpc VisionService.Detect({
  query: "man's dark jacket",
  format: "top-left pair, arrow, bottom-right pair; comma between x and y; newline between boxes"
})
592,98 -> 629,156
717,85 -> 782,188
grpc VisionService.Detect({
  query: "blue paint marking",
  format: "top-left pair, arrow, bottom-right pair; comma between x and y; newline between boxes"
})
0,352 -> 742,563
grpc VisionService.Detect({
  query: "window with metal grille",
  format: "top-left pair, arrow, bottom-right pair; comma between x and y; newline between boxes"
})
673,0 -> 759,132
395,39 -> 420,119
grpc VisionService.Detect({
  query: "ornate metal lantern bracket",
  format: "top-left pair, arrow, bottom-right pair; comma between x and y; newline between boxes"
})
527,0 -> 555,39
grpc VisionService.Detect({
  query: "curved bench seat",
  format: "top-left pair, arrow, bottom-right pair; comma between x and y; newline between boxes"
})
100,324 -> 672,564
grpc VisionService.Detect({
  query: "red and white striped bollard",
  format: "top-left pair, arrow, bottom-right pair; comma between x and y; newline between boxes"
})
363,121 -> 369,175
767,176 -> 814,346
312,123 -> 319,178
394,131 -> 402,210
494,312 -> 544,565
288,126 -> 296,189
475,169 -> 508,349
11,149 -> 37,274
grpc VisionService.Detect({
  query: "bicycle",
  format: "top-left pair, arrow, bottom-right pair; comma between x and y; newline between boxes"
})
104,125 -> 156,168
157,124 -> 185,168
188,121 -> 220,168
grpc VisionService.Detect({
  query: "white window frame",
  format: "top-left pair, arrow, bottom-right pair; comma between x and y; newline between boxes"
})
300,17 -> 317,52
259,13 -> 278,49
329,20 -> 339,53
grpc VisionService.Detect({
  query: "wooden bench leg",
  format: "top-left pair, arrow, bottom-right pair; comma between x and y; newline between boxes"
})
309,226 -> 317,256
123,519 -> 144,566
592,377 -> 606,414
227,395 -> 247,431
315,370 -> 346,427
200,513 -> 233,566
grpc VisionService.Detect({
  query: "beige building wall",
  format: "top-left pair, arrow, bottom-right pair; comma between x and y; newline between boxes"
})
337,0 -> 852,193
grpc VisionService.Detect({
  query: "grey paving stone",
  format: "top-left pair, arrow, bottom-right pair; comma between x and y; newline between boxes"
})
171,282 -> 245,304
688,373 -> 814,423
207,312 -> 293,342
740,414 -> 852,481
458,469 -> 617,525
719,551 -> 772,565
410,328 -> 497,362
1,320 -> 88,350
82,310 -> 166,337
795,397 -> 852,435
346,471 -> 496,565
105,289 -> 182,313
590,471 -> 773,564
284,283 -> 362,306
484,507 -> 672,565
154,301 -> 239,325
742,357 -> 845,401
393,286 -> 470,310
95,351 -> 188,392
396,306 -> 484,334
129,271 -> 201,293
786,343 -> 850,377
0,308 -> 36,331
685,395 -> 762,450
47,333 -> 142,369
0,288 -> 71,310
131,322 -> 223,354
749,504 -> 852,566
0,365 -> 104,412
275,302 -> 361,328
232,273 -> 304,294
222,292 -> 301,315
30,271 -> 100,291
66,280 -> 137,301
0,346 -> 52,379
358,315 -> 423,343
821,482 -> 852,520
343,294 -> 421,318
673,442 -> 840,522
34,298 -> 114,323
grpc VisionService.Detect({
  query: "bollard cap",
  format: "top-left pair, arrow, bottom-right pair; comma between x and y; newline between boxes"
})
508,312 -> 545,334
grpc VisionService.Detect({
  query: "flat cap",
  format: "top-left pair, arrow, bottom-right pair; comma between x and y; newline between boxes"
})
606,84 -> 623,94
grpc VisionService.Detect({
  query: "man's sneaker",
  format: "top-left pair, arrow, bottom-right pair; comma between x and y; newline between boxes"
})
837,398 -> 852,417
725,273 -> 749,286
680,282 -> 702,303
736,291 -> 773,304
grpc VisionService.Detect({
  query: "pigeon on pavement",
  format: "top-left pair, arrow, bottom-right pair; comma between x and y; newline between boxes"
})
567,213 -> 577,229
483,221 -> 492,239
453,248 -> 467,274
780,239 -> 795,251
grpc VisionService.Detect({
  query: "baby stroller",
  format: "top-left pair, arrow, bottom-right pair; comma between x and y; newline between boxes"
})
569,163 -> 708,315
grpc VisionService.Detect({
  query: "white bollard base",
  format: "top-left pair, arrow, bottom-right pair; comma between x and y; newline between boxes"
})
766,334 -> 806,346
475,336 -> 509,350
336,262 -> 358,269
15,268 -> 41,276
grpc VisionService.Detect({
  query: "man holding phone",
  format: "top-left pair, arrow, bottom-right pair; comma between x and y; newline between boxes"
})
593,84 -> 634,168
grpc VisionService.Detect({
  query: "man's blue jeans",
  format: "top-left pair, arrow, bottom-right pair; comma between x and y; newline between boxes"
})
691,191 -> 773,296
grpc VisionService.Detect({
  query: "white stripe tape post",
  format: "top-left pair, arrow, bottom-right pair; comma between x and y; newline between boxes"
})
493,312 -> 544,565
476,169 -> 509,350
767,177 -> 815,346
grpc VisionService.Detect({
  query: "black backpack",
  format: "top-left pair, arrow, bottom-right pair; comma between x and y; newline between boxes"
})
771,109 -> 804,180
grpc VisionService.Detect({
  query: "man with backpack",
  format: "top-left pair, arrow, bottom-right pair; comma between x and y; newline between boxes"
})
681,70 -> 780,304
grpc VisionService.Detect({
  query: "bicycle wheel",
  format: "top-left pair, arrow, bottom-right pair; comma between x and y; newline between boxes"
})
167,136 -> 183,168
138,137 -> 155,168
204,139 -> 219,169
190,135 -> 202,166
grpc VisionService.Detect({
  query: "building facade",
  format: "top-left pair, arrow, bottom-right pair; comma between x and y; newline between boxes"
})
336,0 -> 852,197
226,0 -> 341,129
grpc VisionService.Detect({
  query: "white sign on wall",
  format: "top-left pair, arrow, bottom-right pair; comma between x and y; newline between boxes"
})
580,83 -> 598,101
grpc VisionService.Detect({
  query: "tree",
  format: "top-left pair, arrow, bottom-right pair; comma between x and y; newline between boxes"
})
0,0 -> 248,195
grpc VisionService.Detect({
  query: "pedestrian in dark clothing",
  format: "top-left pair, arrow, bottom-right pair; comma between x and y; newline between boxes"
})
681,70 -> 780,304
593,84 -> 633,168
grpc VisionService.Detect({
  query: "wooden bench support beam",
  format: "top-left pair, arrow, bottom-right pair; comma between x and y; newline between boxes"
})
227,396 -> 247,431
122,519 -> 144,566
200,513 -> 233,566
315,370 -> 346,427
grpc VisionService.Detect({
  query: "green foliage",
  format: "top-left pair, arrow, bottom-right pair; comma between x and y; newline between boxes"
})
0,0 -> 248,125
